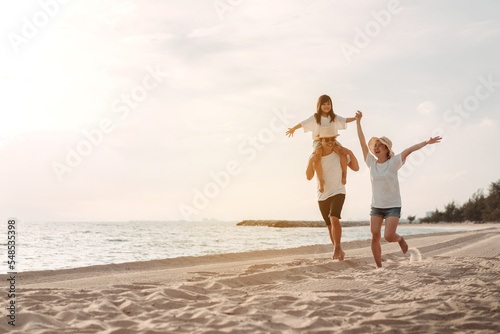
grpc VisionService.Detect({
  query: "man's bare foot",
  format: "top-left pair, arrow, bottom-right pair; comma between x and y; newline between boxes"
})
399,237 -> 408,254
332,250 -> 345,261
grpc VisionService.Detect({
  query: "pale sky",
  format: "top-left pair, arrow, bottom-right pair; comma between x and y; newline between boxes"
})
1,0 -> 499,222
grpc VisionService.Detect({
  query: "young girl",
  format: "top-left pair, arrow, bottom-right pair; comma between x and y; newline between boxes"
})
286,94 -> 356,192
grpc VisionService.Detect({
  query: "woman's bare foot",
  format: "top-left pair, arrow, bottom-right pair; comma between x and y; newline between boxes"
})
332,250 -> 345,261
399,237 -> 408,254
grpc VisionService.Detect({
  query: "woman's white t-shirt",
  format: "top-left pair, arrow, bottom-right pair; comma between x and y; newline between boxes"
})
365,153 -> 405,208
300,115 -> 347,139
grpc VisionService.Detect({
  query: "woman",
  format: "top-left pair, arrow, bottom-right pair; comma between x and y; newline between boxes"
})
355,111 -> 441,267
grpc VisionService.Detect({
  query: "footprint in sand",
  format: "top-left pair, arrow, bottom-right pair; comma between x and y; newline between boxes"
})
243,263 -> 277,275
408,248 -> 422,263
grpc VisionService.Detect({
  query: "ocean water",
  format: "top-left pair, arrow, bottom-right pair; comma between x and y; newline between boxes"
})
1,221 -> 469,272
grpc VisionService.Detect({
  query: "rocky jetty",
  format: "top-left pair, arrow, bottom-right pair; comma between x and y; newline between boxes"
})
236,220 -> 369,228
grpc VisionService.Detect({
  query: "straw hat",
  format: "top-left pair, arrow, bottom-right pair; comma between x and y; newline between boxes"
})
316,126 -> 339,139
368,136 -> 394,158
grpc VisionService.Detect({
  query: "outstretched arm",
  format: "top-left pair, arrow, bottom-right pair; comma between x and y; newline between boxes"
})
345,116 -> 356,123
355,111 -> 369,160
401,136 -> 442,162
286,123 -> 302,137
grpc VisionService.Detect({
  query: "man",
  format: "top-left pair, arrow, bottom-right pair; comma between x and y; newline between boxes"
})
306,127 -> 359,260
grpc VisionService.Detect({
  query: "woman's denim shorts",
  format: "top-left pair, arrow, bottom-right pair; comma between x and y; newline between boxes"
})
370,206 -> 401,218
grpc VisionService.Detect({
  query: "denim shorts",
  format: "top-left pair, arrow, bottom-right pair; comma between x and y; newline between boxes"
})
370,206 -> 401,219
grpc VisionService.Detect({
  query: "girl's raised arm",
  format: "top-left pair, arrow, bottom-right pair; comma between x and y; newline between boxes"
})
286,123 -> 302,137
401,136 -> 442,162
355,111 -> 369,160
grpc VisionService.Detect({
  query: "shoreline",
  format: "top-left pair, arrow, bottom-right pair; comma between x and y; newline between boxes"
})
236,220 -> 369,227
2,226 -> 499,333
10,223 -> 487,275
5,224 -> 495,284
7,223 -> 492,274
237,220 -> 499,228
398,222 -> 499,228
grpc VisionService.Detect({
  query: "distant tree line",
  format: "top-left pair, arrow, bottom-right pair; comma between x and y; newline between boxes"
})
419,179 -> 500,223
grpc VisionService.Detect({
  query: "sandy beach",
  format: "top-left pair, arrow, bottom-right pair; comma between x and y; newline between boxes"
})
2,224 -> 500,333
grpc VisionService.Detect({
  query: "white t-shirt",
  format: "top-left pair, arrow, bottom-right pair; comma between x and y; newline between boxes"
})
301,115 -> 347,139
318,151 -> 351,201
365,153 -> 405,208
